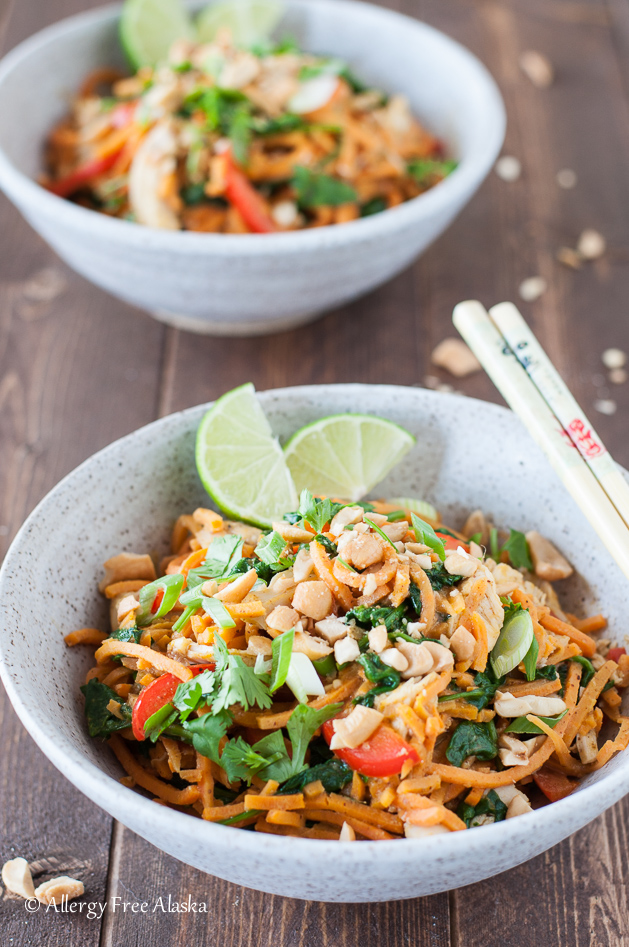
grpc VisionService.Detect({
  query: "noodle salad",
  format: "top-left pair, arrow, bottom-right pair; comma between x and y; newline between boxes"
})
67,494 -> 629,840
43,32 -> 454,232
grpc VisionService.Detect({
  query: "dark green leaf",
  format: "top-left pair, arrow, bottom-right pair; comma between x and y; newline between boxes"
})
424,562 -> 463,592
489,527 -> 499,560
408,158 -> 457,186
285,703 -> 343,776
80,679 -> 132,738
535,664 -> 559,681
143,702 -> 178,742
360,197 -> 387,217
109,626 -> 141,643
457,789 -> 506,828
446,720 -> 498,767
181,182 -> 207,205
292,166 -> 357,208
501,529 -> 532,571
172,669 -> 217,721
280,758 -> 352,794
572,655 -> 595,687
346,603 -> 408,632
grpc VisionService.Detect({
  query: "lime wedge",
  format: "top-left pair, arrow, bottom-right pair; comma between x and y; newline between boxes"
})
196,0 -> 284,46
388,497 -> 438,521
195,383 -> 298,527
120,0 -> 196,69
283,414 -> 415,502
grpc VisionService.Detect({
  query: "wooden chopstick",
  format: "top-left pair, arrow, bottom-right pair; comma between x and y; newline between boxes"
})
452,300 -> 629,582
489,301 -> 629,529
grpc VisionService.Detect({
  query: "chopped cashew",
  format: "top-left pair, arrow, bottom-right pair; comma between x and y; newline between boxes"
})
381,522 -> 409,543
330,705 -> 384,750
214,568 -> 258,603
334,636 -> 360,665
293,631 -> 332,661
368,624 -> 388,653
380,648 -> 409,672
35,876 -> 85,905
490,562 -> 526,596
266,605 -> 300,634
99,552 -> 156,592
343,533 -> 383,570
2,857 -> 35,899
423,640 -> 455,673
339,821 -> 356,841
494,691 -> 567,717
576,730 -> 599,764
507,794 -> 533,818
292,581 -> 333,621
329,506 -> 364,536
525,531 -> 573,581
272,521 -> 314,543
404,824 -> 450,838
293,547 -> 315,582
315,617 -> 349,644
445,550 -> 478,577
498,733 -> 532,767
395,641 -> 434,678
246,635 -> 273,656
450,626 -> 476,663
431,337 -> 481,377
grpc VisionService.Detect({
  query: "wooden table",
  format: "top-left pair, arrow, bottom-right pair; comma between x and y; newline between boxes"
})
2,0 -> 629,942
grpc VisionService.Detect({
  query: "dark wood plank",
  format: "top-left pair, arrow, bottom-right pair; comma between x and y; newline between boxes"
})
0,1 -> 165,941
100,824 -> 450,947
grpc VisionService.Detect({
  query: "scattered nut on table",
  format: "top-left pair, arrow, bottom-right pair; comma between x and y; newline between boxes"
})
577,229 -> 606,260
431,338 -> 481,377
609,368 -> 627,385
602,348 -> 627,370
594,399 -> 617,416
519,276 -> 547,302
495,156 -> 522,182
519,50 -> 554,88
556,168 -> 577,189
35,876 -> 85,905
1,857 -> 36,899
556,247 -> 582,269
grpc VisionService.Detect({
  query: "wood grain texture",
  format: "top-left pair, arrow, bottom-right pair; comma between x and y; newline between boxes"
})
1,0 -> 629,944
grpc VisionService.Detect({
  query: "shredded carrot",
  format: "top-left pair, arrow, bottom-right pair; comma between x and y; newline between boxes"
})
244,793 -> 304,811
470,612 -> 488,672
64,627 -> 107,647
109,735 -> 200,806
504,678 -> 562,697
94,639 -> 193,681
266,810 -> 306,828
563,660 -> 617,746
301,808 -> 394,840
310,540 -> 354,610
593,717 -> 629,769
306,793 -> 404,834
539,613 -> 596,658
103,579 -> 150,599
574,614 -> 607,634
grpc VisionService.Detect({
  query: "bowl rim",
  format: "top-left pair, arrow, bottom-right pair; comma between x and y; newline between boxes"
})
0,384 -> 627,876
0,0 -> 506,256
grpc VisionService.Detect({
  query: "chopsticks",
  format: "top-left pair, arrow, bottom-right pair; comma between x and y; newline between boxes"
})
452,299 -> 629,582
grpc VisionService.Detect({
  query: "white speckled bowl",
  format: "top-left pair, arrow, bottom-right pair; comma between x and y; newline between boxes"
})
0,1 -> 505,335
1,385 -> 627,901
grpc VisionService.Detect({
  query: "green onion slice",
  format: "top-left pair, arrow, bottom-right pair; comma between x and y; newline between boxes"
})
490,607 -> 534,678
202,596 -> 236,629
136,574 -> 184,627
270,628 -> 294,693
504,710 -> 567,735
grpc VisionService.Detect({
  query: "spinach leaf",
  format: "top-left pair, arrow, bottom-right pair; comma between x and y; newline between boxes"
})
253,113 -> 308,135
438,667 -> 504,710
360,196 -> 387,217
501,529 -> 532,571
311,533 -> 336,555
279,758 -> 353,794
425,562 -> 463,592
80,679 -> 132,738
345,603 -> 408,631
457,789 -> 507,828
408,158 -> 457,186
408,580 -> 422,616
109,626 -> 141,643
535,665 -> 559,681
354,652 -> 400,707
446,720 -> 498,767
292,166 -> 357,208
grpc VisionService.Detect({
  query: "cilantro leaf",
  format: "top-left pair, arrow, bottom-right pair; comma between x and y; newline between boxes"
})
411,513 -> 446,561
255,531 -> 288,565
172,670 -> 217,721
501,529 -> 532,570
211,636 -> 273,713
285,703 -> 343,776
292,166 -> 357,208
80,679 -> 132,738
186,535 -> 243,588
297,489 -> 344,534
184,709 -> 232,764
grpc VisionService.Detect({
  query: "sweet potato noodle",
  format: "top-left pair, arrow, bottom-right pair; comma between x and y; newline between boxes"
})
67,498 -> 629,840
43,33 -> 455,233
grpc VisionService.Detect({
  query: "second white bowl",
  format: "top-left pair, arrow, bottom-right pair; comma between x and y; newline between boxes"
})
0,0 -> 505,335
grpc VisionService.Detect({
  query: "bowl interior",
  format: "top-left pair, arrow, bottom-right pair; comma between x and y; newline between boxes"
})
0,0 -> 502,179
1,384 -> 627,797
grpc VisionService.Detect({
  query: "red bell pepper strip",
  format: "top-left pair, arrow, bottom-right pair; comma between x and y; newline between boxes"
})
533,767 -> 577,802
435,530 -> 469,553
48,149 -> 123,198
608,647 -> 626,663
131,664 -> 215,741
322,719 -> 419,777
223,152 -> 277,234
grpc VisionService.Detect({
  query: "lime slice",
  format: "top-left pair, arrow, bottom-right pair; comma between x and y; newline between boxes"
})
388,497 -> 438,521
195,383 -> 298,527
120,0 -> 196,69
196,0 -> 284,46
490,608 -> 534,679
283,414 -> 415,502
